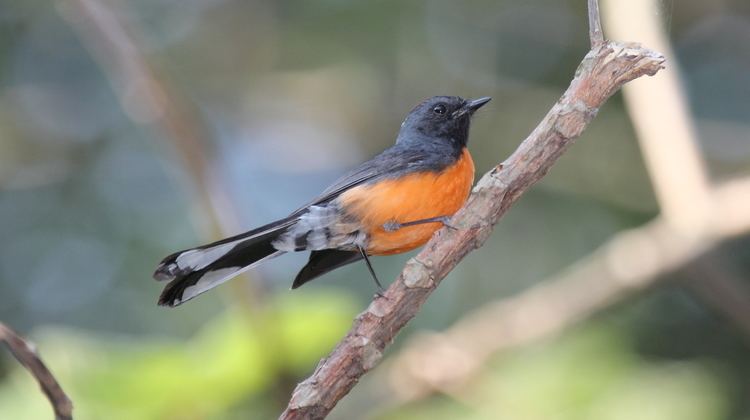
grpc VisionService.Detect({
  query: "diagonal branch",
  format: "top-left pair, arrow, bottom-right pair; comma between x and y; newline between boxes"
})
280,40 -> 665,419
0,323 -> 73,420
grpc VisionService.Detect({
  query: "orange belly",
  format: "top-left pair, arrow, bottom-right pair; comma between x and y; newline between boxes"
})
339,148 -> 475,255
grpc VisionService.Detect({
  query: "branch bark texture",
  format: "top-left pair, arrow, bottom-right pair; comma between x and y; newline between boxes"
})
280,42 -> 664,419
0,323 -> 73,420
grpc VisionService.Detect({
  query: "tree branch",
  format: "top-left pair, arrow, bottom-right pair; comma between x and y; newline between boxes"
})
0,323 -> 73,420
280,37 -> 665,420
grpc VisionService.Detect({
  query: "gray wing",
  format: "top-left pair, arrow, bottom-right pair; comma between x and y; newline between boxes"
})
294,144 -> 440,212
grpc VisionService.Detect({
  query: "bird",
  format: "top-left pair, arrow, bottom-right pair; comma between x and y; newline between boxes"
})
154,95 -> 491,307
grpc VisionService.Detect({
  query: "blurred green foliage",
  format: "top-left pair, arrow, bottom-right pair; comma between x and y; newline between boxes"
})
0,292 -> 357,419
379,324 -> 728,420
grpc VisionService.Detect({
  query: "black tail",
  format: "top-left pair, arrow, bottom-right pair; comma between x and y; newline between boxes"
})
292,249 -> 363,289
154,217 -> 295,307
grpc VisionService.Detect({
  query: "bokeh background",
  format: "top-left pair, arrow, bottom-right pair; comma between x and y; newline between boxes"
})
1,0 -> 749,418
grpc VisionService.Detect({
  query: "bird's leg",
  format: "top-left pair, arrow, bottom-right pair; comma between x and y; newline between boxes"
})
382,215 -> 457,232
358,245 -> 386,296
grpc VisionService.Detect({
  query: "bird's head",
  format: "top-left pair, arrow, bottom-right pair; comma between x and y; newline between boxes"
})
397,96 -> 491,148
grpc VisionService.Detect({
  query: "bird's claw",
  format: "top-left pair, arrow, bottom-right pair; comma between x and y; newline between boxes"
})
436,216 -> 459,230
375,289 -> 387,299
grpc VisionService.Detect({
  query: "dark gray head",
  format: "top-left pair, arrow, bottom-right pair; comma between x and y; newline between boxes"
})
396,96 -> 491,149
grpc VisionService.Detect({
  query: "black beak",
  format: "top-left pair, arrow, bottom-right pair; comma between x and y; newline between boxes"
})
466,96 -> 491,111
453,96 -> 491,118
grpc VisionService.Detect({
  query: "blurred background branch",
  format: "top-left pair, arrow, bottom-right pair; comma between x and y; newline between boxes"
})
56,0 -> 265,307
56,0 -> 230,234
0,323 -> 72,420
605,0 -> 712,232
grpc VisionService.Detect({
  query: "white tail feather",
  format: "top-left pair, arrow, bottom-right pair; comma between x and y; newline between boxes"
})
175,242 -> 240,271
155,238 -> 248,283
170,251 -> 284,306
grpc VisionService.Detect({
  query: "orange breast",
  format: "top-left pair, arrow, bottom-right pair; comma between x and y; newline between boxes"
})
339,148 -> 475,255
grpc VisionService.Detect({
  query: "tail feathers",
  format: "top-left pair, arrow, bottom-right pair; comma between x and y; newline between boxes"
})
155,218 -> 294,307
158,250 -> 283,307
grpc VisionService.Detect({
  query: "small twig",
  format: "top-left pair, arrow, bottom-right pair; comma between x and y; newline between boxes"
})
588,0 -> 605,48
0,323 -> 73,420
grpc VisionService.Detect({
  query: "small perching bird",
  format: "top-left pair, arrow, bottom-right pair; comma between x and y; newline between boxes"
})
154,95 -> 490,307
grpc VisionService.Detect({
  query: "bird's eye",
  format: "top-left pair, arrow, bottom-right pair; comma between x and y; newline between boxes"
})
432,104 -> 447,115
